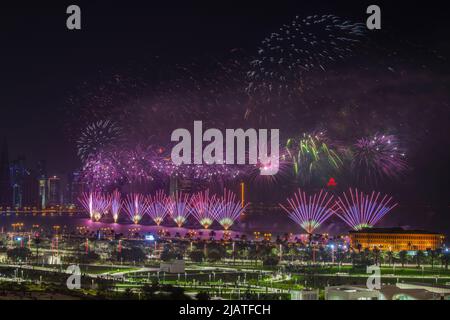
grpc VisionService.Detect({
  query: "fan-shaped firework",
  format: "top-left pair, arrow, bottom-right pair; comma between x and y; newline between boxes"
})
123,193 -> 149,224
146,190 -> 170,226
334,188 -> 398,231
351,134 -> 407,183
168,191 -> 191,227
214,189 -> 247,230
110,189 -> 121,223
246,15 -> 366,100
279,189 -> 335,234
190,190 -> 218,229
76,120 -> 123,162
285,132 -> 343,185
78,192 -> 111,222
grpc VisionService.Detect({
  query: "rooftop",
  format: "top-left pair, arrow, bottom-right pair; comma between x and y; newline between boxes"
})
349,227 -> 443,235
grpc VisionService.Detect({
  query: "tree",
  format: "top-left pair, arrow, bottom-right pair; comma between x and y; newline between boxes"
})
189,250 -> 205,263
399,250 -> 407,267
416,250 -> 424,267
7,247 -> 31,262
34,237 -> 41,263
142,281 -> 159,299
427,249 -> 437,269
117,247 -> 146,263
386,250 -> 394,266
207,249 -> 222,262
79,251 -> 100,264
372,247 -> 381,266
196,291 -> 211,300
442,251 -> 449,270
122,288 -> 134,300
262,254 -> 280,266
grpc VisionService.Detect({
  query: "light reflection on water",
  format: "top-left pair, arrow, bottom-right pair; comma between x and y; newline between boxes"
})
0,212 -> 242,238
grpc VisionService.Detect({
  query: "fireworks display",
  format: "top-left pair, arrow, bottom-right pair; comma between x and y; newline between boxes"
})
123,193 -> 149,224
190,190 -> 217,229
110,189 -> 121,223
81,150 -> 122,189
146,190 -> 170,226
245,15 -> 366,122
334,188 -> 398,231
279,189 -> 336,234
351,134 -> 408,184
65,10 -> 430,239
285,132 -> 343,185
78,192 -> 111,222
77,120 -> 123,162
214,189 -> 247,230
168,191 -> 191,228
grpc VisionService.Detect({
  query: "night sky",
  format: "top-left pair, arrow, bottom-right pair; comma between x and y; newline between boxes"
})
1,1 -> 449,235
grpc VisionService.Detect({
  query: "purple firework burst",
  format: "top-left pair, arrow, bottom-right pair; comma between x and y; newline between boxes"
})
279,189 -> 335,234
352,134 -> 408,183
334,188 -> 398,231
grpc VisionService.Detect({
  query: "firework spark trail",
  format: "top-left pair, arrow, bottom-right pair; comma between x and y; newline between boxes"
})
247,15 -> 366,99
214,189 -> 247,230
334,188 -> 398,230
81,149 -> 123,189
352,134 -> 407,183
77,120 -> 123,162
279,189 -> 335,234
123,193 -> 149,224
168,191 -> 191,228
146,190 -> 171,226
285,132 -> 343,184
110,189 -> 121,223
78,191 -> 111,222
190,190 -> 218,229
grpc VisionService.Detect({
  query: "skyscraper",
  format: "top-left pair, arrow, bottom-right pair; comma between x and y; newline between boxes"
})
47,176 -> 62,206
0,139 -> 12,208
67,171 -> 86,206
10,155 -> 26,208
22,171 -> 40,208
37,160 -> 47,209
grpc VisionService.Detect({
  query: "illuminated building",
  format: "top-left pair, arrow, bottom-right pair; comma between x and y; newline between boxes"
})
0,139 -> 12,208
48,176 -> 62,206
349,227 -> 445,251
37,160 -> 47,209
10,156 -> 26,208
67,171 -> 86,206
21,171 -> 39,207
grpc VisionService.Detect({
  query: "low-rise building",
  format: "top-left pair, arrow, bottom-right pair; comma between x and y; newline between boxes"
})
349,227 -> 445,251
160,259 -> 185,273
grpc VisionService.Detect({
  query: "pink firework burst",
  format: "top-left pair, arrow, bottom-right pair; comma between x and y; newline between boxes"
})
279,189 -> 335,234
168,191 -> 191,227
190,189 -> 218,229
110,189 -> 122,223
334,188 -> 398,231
352,134 -> 408,183
146,190 -> 171,226
123,193 -> 149,224
78,191 -> 111,222
214,189 -> 247,230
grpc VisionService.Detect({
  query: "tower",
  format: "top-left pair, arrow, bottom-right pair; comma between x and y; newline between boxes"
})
0,139 -> 13,208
